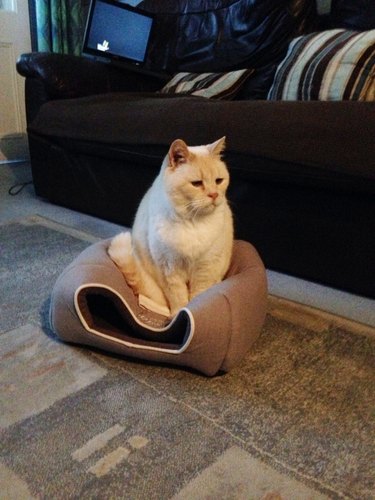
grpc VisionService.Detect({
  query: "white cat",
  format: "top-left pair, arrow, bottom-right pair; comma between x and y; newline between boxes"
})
108,136 -> 233,317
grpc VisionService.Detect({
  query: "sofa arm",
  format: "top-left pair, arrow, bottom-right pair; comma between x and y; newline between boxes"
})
17,52 -> 165,125
16,52 -> 163,100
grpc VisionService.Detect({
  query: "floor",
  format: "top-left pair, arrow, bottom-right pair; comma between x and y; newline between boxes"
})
1,160 -> 374,327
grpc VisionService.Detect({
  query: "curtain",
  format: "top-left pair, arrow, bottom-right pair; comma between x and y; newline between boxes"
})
35,0 -> 84,55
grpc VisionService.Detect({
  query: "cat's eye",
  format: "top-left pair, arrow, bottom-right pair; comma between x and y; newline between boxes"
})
191,180 -> 203,187
215,178 -> 224,185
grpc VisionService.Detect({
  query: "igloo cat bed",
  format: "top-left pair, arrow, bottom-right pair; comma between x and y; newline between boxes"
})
50,238 -> 267,376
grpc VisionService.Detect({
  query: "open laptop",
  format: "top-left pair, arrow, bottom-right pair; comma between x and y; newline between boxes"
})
82,0 -> 168,79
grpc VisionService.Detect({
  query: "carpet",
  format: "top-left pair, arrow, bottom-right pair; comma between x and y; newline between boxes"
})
1,216 -> 374,500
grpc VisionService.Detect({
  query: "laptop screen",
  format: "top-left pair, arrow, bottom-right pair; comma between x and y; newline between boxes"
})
82,0 -> 154,66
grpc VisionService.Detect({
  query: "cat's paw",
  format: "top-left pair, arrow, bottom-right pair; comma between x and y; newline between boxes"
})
108,232 -> 132,269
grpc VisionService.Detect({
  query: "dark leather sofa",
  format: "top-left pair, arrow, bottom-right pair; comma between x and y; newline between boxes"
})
17,0 -> 375,298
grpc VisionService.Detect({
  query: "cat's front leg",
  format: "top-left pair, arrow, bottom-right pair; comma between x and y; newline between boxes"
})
163,274 -> 189,317
188,267 -> 221,301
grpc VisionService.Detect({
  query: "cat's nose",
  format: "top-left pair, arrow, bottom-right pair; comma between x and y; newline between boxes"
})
208,192 -> 218,201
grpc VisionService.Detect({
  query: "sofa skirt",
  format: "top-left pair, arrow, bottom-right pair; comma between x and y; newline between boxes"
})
27,127 -> 375,299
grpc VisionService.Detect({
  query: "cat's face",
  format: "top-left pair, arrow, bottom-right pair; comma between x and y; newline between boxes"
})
164,137 -> 230,218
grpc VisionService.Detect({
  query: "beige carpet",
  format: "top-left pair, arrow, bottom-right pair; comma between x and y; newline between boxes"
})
1,216 -> 374,500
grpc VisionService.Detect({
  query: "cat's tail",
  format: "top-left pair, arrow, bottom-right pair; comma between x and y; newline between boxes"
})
108,231 -> 140,294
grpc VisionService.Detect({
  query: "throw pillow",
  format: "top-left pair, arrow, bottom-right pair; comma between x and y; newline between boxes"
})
160,69 -> 254,99
268,29 -> 375,101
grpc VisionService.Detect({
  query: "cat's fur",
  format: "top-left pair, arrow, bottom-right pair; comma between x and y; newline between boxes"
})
108,137 -> 233,317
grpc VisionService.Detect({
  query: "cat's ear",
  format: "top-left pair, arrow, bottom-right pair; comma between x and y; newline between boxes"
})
168,139 -> 190,170
208,136 -> 226,156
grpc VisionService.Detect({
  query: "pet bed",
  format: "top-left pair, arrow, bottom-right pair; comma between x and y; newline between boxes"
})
49,238 -> 267,376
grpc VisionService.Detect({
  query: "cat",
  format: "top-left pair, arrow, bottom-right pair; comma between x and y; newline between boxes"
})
108,136 -> 233,317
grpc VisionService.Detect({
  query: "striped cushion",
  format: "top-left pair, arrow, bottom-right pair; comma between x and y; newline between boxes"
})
160,69 -> 254,100
268,30 -> 375,101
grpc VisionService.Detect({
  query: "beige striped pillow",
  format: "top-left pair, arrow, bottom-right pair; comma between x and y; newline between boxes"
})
160,69 -> 254,100
268,29 -> 375,101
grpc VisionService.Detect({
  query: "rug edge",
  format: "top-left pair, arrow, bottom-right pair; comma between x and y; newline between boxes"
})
268,294 -> 375,339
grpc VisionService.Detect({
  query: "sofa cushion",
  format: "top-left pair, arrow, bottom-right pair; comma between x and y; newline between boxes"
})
328,0 -> 375,31
268,29 -> 375,101
137,0 -> 297,73
159,69 -> 254,99
29,94 -> 375,190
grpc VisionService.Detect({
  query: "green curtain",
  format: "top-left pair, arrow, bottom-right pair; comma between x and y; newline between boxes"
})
35,0 -> 84,55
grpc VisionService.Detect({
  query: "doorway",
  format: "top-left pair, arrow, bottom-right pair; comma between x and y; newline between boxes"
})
0,0 -> 31,162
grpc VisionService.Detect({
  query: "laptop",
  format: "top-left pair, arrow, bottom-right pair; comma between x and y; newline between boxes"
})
82,0 -> 168,79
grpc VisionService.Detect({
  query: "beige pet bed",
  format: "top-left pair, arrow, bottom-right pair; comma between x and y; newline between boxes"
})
50,239 -> 267,376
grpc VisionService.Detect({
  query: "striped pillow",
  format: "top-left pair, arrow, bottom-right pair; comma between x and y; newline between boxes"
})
268,30 -> 375,101
160,69 -> 254,100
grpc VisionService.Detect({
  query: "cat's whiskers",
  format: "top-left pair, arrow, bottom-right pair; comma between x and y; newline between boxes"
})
184,198 -> 206,220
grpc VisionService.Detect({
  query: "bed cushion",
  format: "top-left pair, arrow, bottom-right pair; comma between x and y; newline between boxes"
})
268,29 -> 375,101
49,239 -> 267,376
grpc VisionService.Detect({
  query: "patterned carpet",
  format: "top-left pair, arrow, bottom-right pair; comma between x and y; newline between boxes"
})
1,216 -> 374,499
